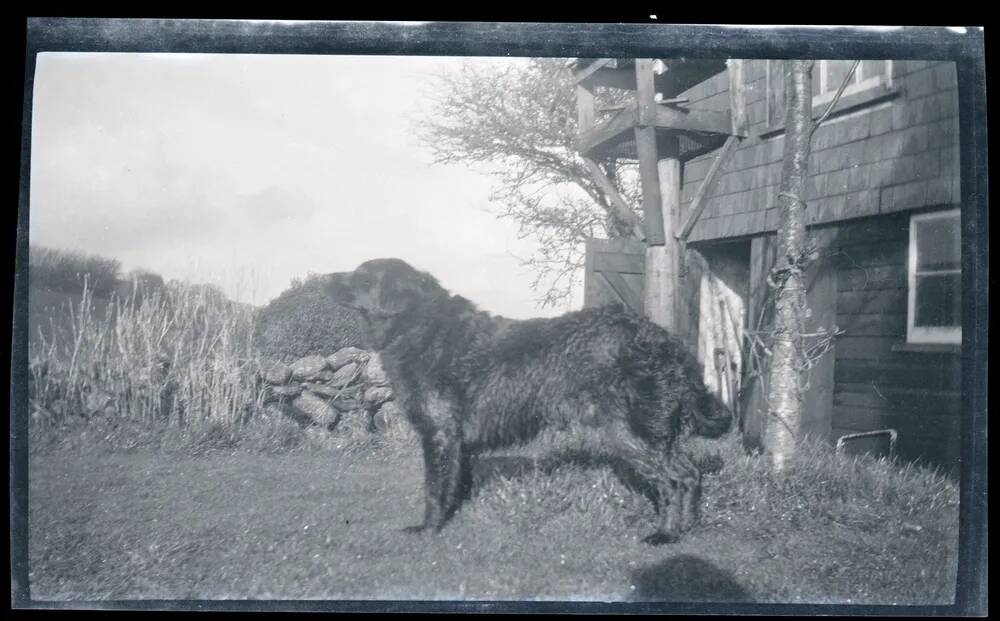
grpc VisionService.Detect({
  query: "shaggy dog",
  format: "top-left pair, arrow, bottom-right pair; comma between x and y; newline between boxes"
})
328,258 -> 732,544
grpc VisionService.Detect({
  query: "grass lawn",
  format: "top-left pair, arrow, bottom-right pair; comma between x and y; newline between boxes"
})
27,432 -> 959,604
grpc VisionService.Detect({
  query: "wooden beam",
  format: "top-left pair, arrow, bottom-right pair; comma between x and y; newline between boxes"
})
676,134 -> 740,242
634,124 -> 664,245
728,59 -> 749,136
571,58 -> 614,85
584,66 -> 637,90
593,251 -> 644,274
579,101 -> 733,157
581,157 -> 645,241
576,104 -> 637,156
657,145 -> 683,334
653,105 -> 732,135
635,59 -> 658,127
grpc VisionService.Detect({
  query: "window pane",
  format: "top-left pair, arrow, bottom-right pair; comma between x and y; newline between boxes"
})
916,215 -> 961,271
914,273 -> 962,327
824,61 -> 856,94
860,60 -> 888,81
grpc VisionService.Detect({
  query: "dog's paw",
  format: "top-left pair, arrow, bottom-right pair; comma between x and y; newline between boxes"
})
641,531 -> 680,546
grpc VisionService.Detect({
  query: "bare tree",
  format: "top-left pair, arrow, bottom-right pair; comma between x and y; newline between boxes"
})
762,60 -> 814,471
416,58 -> 641,307
762,60 -> 857,470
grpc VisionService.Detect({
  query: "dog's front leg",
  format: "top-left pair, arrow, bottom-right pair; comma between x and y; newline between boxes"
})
405,395 -> 466,533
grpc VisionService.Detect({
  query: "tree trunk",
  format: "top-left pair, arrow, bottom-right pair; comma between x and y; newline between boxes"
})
763,60 -> 814,471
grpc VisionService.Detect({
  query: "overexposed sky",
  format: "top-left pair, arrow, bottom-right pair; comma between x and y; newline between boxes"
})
29,52 -> 579,318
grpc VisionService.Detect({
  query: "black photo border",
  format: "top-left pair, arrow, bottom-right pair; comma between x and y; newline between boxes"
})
9,19 -> 988,616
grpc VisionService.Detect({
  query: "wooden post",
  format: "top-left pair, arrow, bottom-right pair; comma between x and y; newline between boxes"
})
728,59 -> 749,136
635,58 -> 684,333
657,140 -> 682,334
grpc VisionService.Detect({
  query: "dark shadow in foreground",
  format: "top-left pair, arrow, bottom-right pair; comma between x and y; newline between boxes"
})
629,554 -> 753,602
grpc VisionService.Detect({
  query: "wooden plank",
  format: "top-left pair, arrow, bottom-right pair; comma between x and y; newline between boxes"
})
834,336 -> 901,361
653,105 -> 732,135
634,124 -> 665,245
587,237 -> 646,255
658,148 -> 683,335
578,105 -> 731,159
580,157 -> 645,241
593,251 -> 644,274
635,59 -> 658,127
576,103 -> 638,156
832,405 -> 889,432
834,358 -> 961,391
584,66 -> 637,90
599,270 -> 642,313
837,312 -> 906,338
837,289 -> 907,315
571,58 -> 614,85
728,59 -> 749,136
653,58 -> 728,98
835,240 -> 907,269
583,238 -> 599,309
837,264 -> 906,291
676,135 -> 740,242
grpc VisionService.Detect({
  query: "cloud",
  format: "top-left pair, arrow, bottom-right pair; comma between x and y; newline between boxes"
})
28,53 -> 576,318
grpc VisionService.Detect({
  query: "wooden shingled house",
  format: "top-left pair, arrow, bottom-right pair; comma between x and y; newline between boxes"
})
572,58 -> 962,473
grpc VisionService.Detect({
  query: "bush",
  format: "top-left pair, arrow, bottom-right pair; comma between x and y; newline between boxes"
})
253,273 -> 367,361
29,245 -> 121,297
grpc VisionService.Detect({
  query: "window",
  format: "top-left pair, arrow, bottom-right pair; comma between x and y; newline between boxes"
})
812,60 -> 893,106
907,209 -> 962,344
765,60 -> 894,129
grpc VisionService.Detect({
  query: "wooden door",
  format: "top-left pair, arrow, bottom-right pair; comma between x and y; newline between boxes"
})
583,238 -> 645,313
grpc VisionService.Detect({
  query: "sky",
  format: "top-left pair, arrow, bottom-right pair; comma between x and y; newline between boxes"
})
29,52 -> 581,318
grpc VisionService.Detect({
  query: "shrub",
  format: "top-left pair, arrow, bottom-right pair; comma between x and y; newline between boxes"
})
253,273 -> 367,361
29,245 -> 121,297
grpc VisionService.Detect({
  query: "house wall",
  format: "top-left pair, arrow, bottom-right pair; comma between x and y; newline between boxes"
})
679,60 -> 961,242
832,213 -> 962,473
675,60 -> 962,472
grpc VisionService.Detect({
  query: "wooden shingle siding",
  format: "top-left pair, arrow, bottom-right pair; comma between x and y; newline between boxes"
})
832,214 -> 961,472
681,60 -> 960,243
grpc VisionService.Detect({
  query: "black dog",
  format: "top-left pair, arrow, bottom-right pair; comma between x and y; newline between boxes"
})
328,258 -> 732,544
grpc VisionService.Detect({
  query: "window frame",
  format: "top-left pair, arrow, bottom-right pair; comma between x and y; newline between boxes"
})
812,60 -> 894,107
763,59 -> 899,135
907,208 -> 962,345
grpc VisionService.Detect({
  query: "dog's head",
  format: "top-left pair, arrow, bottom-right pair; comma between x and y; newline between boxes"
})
328,258 -> 447,325
686,390 -> 734,439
